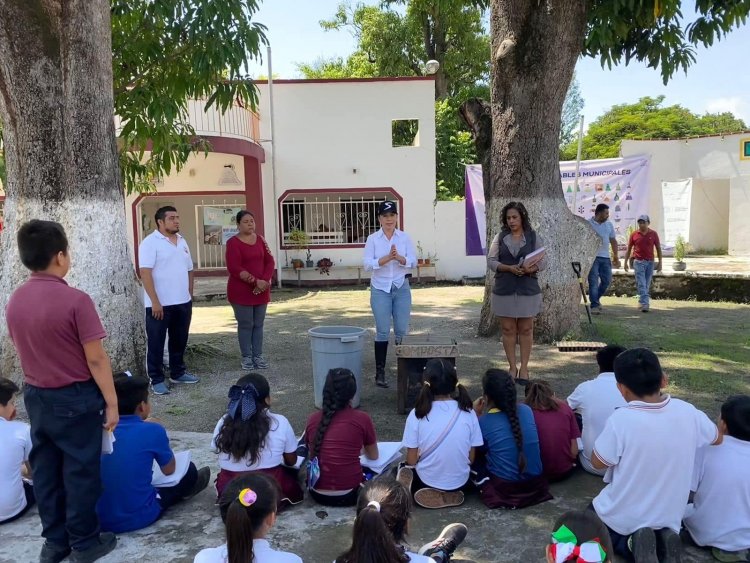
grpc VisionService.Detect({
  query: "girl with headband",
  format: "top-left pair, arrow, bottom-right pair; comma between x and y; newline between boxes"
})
399,359 -> 482,509
545,510 -> 612,562
212,373 -> 303,507
194,473 -> 301,563
335,478 -> 468,563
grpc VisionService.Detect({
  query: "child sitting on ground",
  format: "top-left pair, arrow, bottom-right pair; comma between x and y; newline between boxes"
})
194,473 -> 302,563
473,369 -> 552,509
213,373 -> 303,508
591,348 -> 720,562
97,372 -> 211,533
525,380 -> 580,482
335,478 -> 468,563
683,394 -> 750,562
567,345 -> 627,476
399,359 -> 483,509
546,510 -> 614,562
0,378 -> 34,525
306,368 -> 378,506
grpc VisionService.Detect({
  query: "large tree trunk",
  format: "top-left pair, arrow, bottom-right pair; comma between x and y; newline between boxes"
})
486,0 -> 599,342
0,0 -> 145,380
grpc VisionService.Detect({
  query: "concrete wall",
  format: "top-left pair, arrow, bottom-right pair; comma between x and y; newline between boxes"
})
434,201 -> 486,280
689,179 -> 729,252
729,176 -> 750,255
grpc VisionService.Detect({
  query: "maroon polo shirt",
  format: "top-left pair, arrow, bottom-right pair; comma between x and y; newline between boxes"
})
629,229 -> 660,261
6,273 -> 107,388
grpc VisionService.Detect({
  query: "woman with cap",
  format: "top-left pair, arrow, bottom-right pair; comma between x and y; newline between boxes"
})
623,214 -> 662,312
363,200 -> 417,388
487,201 -> 547,385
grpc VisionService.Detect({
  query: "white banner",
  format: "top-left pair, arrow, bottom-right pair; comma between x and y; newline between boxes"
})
661,179 -> 692,248
560,154 -> 651,249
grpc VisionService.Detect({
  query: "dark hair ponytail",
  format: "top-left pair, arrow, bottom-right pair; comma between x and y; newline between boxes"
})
219,473 -> 278,563
524,380 -> 559,412
414,359 -> 471,418
311,368 -> 357,457
335,478 -> 411,563
483,369 -> 527,473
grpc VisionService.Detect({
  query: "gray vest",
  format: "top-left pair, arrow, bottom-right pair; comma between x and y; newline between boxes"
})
492,230 -> 542,296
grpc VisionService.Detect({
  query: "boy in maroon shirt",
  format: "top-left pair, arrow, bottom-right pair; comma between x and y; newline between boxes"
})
5,220 -> 118,563
624,215 -> 662,312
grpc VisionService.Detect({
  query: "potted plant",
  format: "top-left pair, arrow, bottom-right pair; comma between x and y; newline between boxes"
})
291,258 -> 304,269
288,229 -> 310,266
305,249 -> 314,268
316,257 -> 333,275
672,235 -> 688,271
417,240 -> 425,265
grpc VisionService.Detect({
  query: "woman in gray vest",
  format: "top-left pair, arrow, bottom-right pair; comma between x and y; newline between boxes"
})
487,202 -> 546,386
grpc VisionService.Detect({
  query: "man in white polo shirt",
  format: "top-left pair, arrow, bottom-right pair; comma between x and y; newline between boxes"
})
587,204 -> 620,314
139,206 -> 199,395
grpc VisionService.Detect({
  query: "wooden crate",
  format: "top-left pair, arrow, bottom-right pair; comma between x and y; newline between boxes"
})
395,335 -> 459,414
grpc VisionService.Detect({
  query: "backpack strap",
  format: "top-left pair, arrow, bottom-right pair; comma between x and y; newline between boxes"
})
418,405 -> 462,463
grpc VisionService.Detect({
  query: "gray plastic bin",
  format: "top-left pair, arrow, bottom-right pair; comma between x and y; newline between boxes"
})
308,326 -> 367,408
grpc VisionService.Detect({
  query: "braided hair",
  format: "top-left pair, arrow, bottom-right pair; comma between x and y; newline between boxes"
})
310,368 -> 357,457
414,358 -> 473,419
335,478 -> 411,563
524,380 -> 560,412
482,368 -> 527,473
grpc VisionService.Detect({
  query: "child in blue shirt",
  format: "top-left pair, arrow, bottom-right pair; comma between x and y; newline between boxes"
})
97,372 -> 210,533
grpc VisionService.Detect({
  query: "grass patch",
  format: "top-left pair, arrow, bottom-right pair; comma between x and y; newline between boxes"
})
165,406 -> 190,416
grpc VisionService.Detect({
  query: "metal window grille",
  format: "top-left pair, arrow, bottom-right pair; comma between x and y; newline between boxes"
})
280,192 -> 391,246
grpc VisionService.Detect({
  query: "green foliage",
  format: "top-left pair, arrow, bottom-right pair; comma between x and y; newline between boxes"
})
560,96 -> 748,160
111,0 -> 267,193
435,99 -> 476,200
674,234 -> 687,262
585,1 -> 750,84
392,119 -> 420,147
560,73 -> 584,148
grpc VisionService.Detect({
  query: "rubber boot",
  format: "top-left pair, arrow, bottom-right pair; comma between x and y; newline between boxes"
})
374,341 -> 389,388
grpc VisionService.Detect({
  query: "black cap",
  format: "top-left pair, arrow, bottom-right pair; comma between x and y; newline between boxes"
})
378,201 -> 397,215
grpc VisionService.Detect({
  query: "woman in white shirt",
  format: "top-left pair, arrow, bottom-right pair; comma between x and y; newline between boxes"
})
363,201 -> 417,388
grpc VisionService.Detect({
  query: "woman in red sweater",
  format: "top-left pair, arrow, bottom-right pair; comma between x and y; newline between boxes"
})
225,210 -> 275,370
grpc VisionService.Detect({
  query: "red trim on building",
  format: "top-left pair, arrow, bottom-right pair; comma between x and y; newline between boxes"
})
253,77 -> 435,85
244,156 -> 265,235
203,136 -> 265,163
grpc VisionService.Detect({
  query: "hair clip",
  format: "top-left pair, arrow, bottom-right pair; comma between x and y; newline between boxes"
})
366,500 -> 381,512
423,381 -> 431,387
124,370 -> 133,378
238,488 -> 257,507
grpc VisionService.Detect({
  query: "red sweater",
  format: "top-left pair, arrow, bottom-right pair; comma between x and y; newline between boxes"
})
225,235 -> 275,306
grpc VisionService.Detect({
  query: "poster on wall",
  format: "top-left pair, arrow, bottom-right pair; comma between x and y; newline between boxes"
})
661,179 -> 692,249
202,206 -> 243,245
464,154 -> 651,254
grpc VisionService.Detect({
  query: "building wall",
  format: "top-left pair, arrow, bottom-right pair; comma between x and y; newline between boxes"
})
729,176 -> 750,255
434,201 -> 485,280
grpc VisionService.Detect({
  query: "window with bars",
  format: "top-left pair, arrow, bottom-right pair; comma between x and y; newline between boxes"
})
279,191 -> 394,247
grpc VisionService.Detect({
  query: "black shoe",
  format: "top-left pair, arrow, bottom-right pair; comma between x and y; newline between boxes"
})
374,341 -> 389,388
183,466 -> 211,500
630,528 -> 658,563
656,528 -> 682,563
418,523 -> 468,562
39,542 -> 71,563
69,533 -> 117,563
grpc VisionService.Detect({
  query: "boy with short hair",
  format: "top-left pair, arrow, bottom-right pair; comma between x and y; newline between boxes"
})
97,372 -> 210,533
591,348 -> 719,562
683,395 -> 750,562
5,220 -> 118,563
0,377 -> 34,525
567,344 -> 627,476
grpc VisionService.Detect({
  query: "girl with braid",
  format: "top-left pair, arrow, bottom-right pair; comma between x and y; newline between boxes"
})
473,369 -> 552,509
399,359 -> 482,509
305,368 -> 378,506
212,373 -> 303,507
524,380 -> 580,482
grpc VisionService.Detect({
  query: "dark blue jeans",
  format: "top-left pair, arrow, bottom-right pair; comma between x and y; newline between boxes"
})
24,380 -> 104,551
587,257 -> 613,308
146,300 -> 193,384
156,462 -> 198,511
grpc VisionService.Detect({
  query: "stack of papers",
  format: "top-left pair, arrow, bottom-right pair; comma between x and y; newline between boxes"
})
102,431 -> 116,455
360,442 -> 404,474
152,450 -> 191,487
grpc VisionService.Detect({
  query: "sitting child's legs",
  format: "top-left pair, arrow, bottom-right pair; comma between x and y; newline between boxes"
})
156,463 -> 209,510
0,481 -> 36,525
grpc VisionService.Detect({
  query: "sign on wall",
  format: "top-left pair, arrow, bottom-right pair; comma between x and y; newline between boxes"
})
661,179 -> 692,248
203,206 -> 243,245
465,154 -> 652,254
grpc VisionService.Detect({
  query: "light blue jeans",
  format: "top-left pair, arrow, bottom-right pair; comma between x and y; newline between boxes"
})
633,259 -> 655,307
370,280 -> 412,343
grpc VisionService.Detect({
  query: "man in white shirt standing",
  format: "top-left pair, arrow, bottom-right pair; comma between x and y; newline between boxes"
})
587,204 -> 620,314
567,344 -> 627,476
138,206 -> 199,395
363,201 -> 417,388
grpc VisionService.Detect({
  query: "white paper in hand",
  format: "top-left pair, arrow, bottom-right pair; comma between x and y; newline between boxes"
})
152,450 -> 191,487
360,442 -> 404,474
101,431 -> 116,455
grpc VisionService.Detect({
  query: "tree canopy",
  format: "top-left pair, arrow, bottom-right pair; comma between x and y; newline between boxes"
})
560,95 -> 748,160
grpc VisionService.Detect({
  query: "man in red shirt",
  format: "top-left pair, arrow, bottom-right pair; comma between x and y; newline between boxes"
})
5,220 -> 118,563
623,215 -> 663,312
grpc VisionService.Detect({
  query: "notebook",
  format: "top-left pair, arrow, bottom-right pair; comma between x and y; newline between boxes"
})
152,450 -> 191,487
360,442 -> 404,474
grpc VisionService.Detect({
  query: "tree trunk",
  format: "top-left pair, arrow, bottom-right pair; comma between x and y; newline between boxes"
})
486,0 -> 599,343
0,0 -> 145,380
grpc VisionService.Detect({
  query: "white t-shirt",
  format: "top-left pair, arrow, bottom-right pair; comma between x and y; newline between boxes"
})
684,436 -> 750,551
592,395 -> 718,535
567,372 -> 626,475
402,400 -> 483,490
211,412 -> 297,472
138,231 -> 193,307
0,417 -> 32,521
194,540 -> 302,563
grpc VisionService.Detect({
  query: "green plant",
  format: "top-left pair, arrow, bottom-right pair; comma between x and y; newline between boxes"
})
288,229 -> 310,255
416,240 -> 424,259
674,234 -> 688,262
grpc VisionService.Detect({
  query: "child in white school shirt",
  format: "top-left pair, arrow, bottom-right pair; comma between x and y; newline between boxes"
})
194,473 -> 301,563
590,348 -> 720,562
0,378 -> 35,525
683,394 -> 750,562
